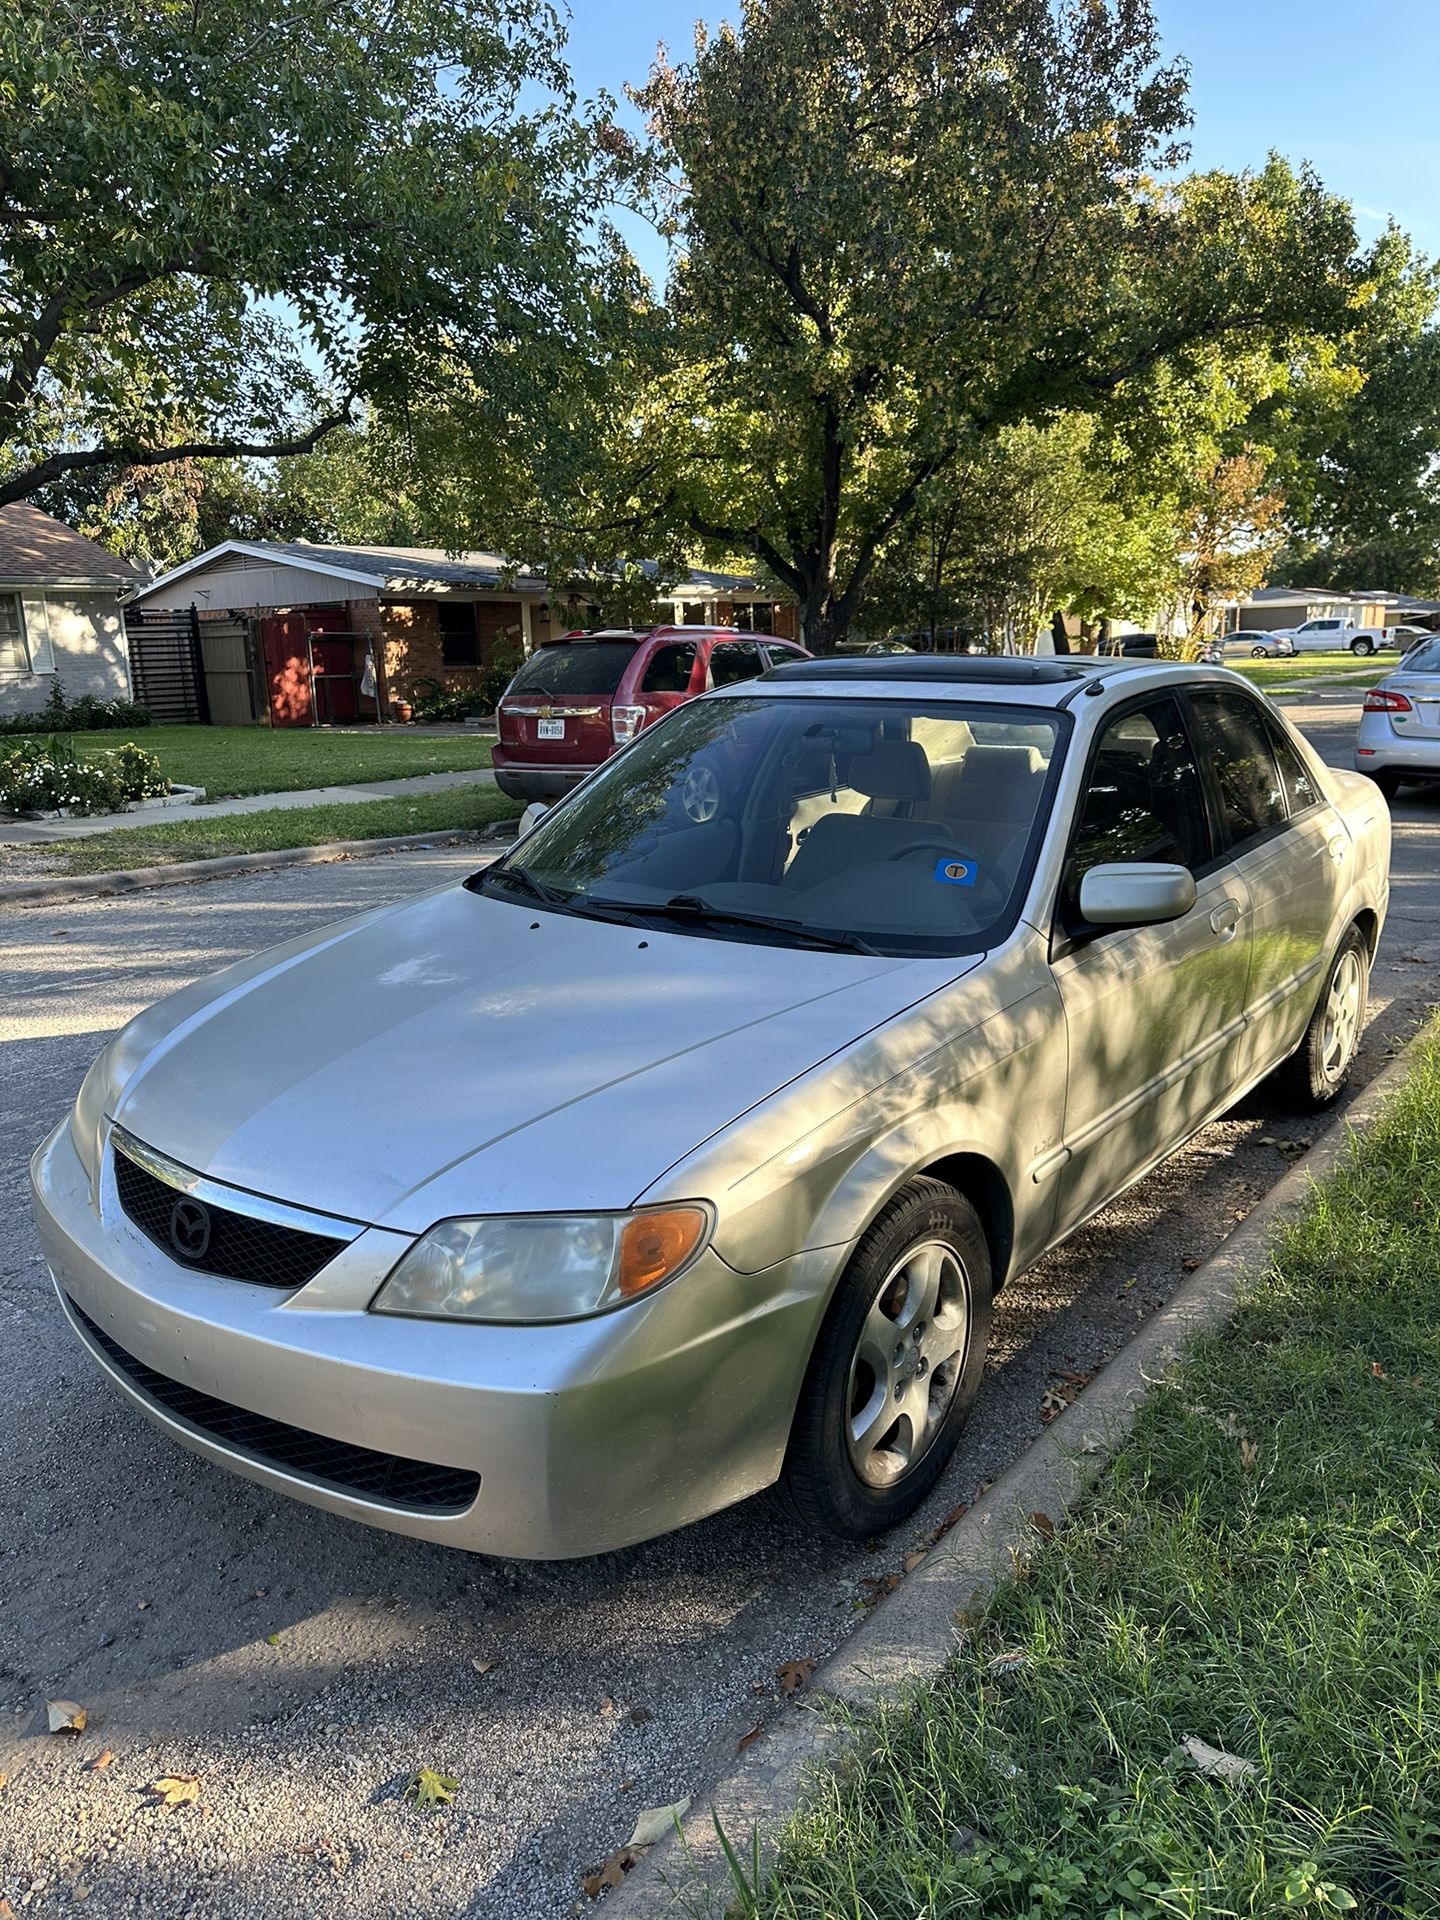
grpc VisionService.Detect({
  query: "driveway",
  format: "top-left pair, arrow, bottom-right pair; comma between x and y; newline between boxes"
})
3,698 -> 1438,1920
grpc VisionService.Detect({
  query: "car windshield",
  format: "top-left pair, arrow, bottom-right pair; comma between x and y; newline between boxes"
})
474,694 -> 1066,956
506,642 -> 638,697
1402,637 -> 1440,673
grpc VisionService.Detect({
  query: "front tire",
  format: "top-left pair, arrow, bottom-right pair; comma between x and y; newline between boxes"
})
777,1179 -> 992,1540
1252,646 -> 1267,658
1274,926 -> 1369,1110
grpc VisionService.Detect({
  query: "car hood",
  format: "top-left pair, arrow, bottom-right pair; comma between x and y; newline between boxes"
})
110,884 -> 971,1232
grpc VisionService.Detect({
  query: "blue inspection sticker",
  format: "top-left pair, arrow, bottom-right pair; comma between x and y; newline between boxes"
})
934,856 -> 978,887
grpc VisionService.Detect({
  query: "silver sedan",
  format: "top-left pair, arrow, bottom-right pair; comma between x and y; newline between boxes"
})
1354,634 -> 1440,799
31,659 -> 1390,1557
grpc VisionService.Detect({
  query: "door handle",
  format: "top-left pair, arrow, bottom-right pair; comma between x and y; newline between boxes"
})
1210,901 -> 1240,939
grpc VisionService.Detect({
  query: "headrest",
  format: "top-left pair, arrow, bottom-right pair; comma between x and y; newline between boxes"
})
851,738 -> 931,802
954,744 -> 1045,787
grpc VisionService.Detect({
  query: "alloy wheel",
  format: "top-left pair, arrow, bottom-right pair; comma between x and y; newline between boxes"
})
681,763 -> 722,824
1321,948 -> 1363,1082
845,1239 -> 972,1488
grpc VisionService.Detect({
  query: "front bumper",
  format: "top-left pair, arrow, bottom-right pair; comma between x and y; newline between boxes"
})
30,1121 -> 835,1558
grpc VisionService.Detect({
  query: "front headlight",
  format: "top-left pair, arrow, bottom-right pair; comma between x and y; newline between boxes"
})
370,1206 -> 713,1323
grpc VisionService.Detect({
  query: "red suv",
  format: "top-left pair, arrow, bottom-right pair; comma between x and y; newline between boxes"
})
492,626 -> 809,802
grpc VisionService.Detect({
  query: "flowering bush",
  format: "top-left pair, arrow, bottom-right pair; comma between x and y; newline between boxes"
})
0,678 -> 153,736
0,737 -> 169,816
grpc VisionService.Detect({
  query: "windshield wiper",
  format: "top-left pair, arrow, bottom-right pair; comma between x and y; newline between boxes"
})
589,891 -> 879,955
470,863 -> 571,908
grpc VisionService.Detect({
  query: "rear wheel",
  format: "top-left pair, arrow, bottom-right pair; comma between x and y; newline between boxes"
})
1352,636 -> 1374,656
777,1178 -> 992,1540
1274,926 -> 1369,1109
1371,769 -> 1404,801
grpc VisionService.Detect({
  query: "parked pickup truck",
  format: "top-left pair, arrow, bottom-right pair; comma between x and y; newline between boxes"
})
1274,618 -> 1393,656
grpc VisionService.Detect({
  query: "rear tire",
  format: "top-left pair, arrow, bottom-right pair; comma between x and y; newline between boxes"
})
1352,637 -> 1374,656
777,1178 -> 992,1540
1274,925 -> 1369,1110
1371,769 -> 1404,801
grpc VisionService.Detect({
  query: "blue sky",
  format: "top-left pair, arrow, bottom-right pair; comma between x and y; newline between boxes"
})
563,0 -> 1440,284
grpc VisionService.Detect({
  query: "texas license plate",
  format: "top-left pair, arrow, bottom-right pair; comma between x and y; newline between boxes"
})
537,718 -> 565,740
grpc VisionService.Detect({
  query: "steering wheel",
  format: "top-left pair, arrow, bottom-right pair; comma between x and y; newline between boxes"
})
887,837 -> 1007,909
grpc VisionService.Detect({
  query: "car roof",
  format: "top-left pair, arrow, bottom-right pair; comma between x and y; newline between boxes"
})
737,653 -> 1256,710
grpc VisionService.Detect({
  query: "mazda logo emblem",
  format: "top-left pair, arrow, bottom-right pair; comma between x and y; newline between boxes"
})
169,1197 -> 212,1262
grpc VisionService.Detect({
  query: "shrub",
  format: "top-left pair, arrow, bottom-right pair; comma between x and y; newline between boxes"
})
407,644 -> 523,723
0,677 -> 153,735
0,737 -> 168,816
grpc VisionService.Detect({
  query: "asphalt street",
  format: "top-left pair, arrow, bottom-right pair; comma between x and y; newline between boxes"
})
2,699 -> 1438,1920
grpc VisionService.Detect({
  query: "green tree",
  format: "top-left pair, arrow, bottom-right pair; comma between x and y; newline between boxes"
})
1270,232 -> 1440,594
631,0 -> 1359,650
0,0 -> 624,509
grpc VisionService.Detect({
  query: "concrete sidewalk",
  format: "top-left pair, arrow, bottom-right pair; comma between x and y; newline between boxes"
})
0,764 -> 499,844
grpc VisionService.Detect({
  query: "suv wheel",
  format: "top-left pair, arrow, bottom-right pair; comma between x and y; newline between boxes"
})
777,1179 -> 992,1539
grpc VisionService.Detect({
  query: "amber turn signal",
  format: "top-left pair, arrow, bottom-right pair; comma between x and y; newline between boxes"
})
617,1207 -> 709,1298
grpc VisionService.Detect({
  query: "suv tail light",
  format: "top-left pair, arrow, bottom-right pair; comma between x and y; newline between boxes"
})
1363,689 -> 1413,714
611,705 -> 646,744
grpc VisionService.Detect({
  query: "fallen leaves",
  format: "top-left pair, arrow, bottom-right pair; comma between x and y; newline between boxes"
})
776,1658 -> 815,1695
403,1767 -> 457,1810
1039,1370 -> 1095,1424
901,1549 -> 928,1574
1181,1735 -> 1257,1785
46,1700 -> 86,1734
149,1774 -> 201,1808
1239,1438 -> 1259,1472
1028,1511 -> 1056,1540
581,1846 -> 646,1899
987,1648 -> 1029,1678
736,1722 -> 765,1755
88,1750 -> 115,1772
470,1657 -> 496,1676
626,1796 -> 690,1848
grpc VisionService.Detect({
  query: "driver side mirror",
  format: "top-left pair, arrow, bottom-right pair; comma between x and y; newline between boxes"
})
1078,862 -> 1196,928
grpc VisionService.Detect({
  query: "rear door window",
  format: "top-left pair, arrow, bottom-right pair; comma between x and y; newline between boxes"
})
1265,720 -> 1322,816
1187,690 -> 1289,850
708,640 -> 766,687
639,642 -> 698,695
507,643 -> 637,697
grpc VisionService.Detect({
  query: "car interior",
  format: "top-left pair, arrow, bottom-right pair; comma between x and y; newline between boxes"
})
572,703 -> 1063,944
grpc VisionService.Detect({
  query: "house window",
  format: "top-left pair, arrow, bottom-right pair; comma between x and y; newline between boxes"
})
0,594 -> 29,674
437,602 -> 481,667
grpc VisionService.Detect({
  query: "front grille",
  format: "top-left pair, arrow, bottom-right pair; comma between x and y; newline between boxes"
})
70,1301 -> 480,1514
114,1147 -> 347,1291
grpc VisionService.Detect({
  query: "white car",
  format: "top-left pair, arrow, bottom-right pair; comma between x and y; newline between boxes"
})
1277,619 -> 1391,657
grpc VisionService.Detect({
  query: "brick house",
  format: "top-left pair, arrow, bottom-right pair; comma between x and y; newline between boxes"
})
0,504 -> 140,717
127,540 -> 798,724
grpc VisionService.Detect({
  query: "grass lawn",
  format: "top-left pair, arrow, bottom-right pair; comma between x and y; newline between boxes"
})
11,724 -> 494,799
1229,652 -> 1391,694
755,1019 -> 1440,1920
24,785 -> 519,875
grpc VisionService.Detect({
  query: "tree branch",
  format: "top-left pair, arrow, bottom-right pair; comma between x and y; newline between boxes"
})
0,405 -> 355,509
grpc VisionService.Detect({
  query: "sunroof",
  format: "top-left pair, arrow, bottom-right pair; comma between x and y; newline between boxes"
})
762,656 -> 1088,685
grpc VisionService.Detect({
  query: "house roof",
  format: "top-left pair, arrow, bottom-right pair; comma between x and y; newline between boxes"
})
0,503 -> 141,588
132,539 -> 784,606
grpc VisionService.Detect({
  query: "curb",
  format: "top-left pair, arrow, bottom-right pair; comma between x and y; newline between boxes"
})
605,1039 -> 1423,1917
0,828 -> 515,910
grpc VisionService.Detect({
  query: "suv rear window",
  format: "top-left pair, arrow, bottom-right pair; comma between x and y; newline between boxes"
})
507,642 -> 637,697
